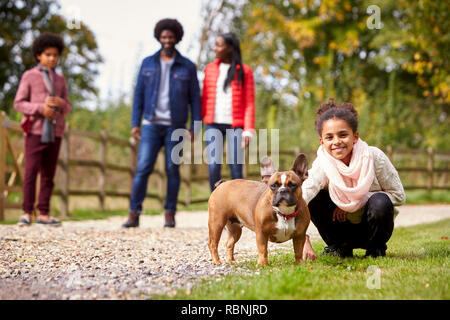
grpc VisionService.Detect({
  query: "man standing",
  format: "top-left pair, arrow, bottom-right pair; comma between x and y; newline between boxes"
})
122,18 -> 201,228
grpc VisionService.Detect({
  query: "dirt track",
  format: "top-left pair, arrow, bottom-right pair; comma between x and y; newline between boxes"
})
0,204 -> 449,300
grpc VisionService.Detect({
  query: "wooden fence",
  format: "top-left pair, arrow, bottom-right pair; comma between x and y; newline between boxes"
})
1,111 -> 449,221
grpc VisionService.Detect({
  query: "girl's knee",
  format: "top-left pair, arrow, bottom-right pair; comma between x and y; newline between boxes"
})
367,193 -> 394,221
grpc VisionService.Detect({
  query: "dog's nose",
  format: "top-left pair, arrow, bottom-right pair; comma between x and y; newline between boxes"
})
278,187 -> 288,194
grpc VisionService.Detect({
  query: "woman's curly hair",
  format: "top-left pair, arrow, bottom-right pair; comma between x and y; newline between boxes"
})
31,32 -> 65,62
314,98 -> 359,136
154,18 -> 184,43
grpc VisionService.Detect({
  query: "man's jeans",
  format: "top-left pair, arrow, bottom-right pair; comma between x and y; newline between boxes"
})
130,124 -> 182,213
205,123 -> 244,192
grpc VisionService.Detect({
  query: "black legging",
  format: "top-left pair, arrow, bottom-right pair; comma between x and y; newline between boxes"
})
308,190 -> 394,251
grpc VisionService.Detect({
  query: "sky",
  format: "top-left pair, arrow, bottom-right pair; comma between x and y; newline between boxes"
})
57,0 -> 204,108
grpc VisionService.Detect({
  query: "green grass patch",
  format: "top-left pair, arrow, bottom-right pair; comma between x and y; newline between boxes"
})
160,219 -> 450,300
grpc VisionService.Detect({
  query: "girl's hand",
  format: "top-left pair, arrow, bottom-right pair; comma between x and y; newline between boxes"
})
303,236 -> 317,261
333,207 -> 348,222
241,136 -> 250,148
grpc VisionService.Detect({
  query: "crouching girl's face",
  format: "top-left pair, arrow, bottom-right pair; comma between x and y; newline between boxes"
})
319,117 -> 359,165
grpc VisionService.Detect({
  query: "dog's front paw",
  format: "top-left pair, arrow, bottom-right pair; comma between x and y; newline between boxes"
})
256,259 -> 268,267
212,259 -> 222,265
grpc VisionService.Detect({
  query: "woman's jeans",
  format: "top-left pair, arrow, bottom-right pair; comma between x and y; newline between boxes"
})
205,123 -> 244,192
308,190 -> 395,251
129,124 -> 182,214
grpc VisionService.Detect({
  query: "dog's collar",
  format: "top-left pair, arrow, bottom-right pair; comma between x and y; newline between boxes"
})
273,205 -> 299,220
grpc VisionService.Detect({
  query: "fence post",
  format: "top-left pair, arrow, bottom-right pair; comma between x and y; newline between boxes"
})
99,131 -> 107,211
0,112 -> 6,221
60,126 -> 70,218
427,147 -> 434,191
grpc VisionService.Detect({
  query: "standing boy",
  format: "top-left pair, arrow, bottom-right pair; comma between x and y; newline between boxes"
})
14,32 -> 71,226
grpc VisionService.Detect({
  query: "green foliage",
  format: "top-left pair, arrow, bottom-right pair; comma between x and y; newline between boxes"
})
198,0 -> 449,150
0,0 -> 103,116
68,95 -> 132,139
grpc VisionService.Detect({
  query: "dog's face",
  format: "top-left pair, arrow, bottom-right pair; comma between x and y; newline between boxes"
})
268,172 -> 302,207
266,153 -> 309,208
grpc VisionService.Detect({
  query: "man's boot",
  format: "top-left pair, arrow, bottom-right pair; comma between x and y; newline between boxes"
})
164,210 -> 175,228
122,211 -> 139,228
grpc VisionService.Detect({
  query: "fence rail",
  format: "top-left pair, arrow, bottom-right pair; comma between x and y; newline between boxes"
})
1,111 -> 449,220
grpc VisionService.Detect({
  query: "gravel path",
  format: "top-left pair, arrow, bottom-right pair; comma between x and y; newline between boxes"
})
1,204 -> 449,300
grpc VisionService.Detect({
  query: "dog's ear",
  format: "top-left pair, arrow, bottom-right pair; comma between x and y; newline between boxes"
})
291,153 -> 308,182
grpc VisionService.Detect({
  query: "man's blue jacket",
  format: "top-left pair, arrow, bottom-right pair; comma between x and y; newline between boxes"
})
131,49 -> 201,130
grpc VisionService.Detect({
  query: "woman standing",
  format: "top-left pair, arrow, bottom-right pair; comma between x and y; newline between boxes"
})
202,33 -> 255,191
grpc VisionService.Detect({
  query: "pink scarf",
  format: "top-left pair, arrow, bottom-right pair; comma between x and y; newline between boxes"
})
317,138 -> 375,212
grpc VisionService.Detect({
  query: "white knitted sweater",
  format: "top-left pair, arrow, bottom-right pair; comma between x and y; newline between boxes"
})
302,146 -> 406,224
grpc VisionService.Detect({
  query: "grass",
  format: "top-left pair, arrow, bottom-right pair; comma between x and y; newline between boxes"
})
158,219 -> 450,300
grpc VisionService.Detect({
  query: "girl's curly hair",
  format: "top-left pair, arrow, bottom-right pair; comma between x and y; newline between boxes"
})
314,98 -> 359,136
31,32 -> 65,62
154,18 -> 184,43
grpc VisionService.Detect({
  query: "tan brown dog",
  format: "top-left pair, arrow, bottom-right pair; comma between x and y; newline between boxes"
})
208,153 -> 310,266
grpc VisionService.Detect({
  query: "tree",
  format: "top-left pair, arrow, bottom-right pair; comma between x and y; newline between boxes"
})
196,0 -> 449,149
0,0 -> 103,116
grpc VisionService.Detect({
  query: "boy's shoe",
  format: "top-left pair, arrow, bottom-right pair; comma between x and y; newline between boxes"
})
122,211 -> 139,228
17,216 -> 32,227
321,244 -> 354,258
36,217 -> 61,227
164,211 -> 176,228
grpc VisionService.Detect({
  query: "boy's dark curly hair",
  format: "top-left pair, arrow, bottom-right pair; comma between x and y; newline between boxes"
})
314,98 -> 359,136
154,18 -> 184,43
32,32 -> 65,62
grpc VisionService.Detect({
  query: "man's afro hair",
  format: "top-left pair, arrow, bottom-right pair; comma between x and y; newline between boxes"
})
154,18 -> 184,43
32,32 -> 65,62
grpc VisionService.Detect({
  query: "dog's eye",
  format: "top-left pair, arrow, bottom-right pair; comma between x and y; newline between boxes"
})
270,183 -> 279,190
288,181 -> 298,189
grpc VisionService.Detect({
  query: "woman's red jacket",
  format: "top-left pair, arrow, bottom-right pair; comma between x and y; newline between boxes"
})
201,59 -> 255,133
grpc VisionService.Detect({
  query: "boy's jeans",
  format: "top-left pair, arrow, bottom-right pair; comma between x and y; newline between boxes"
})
205,123 -> 244,192
129,124 -> 182,213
